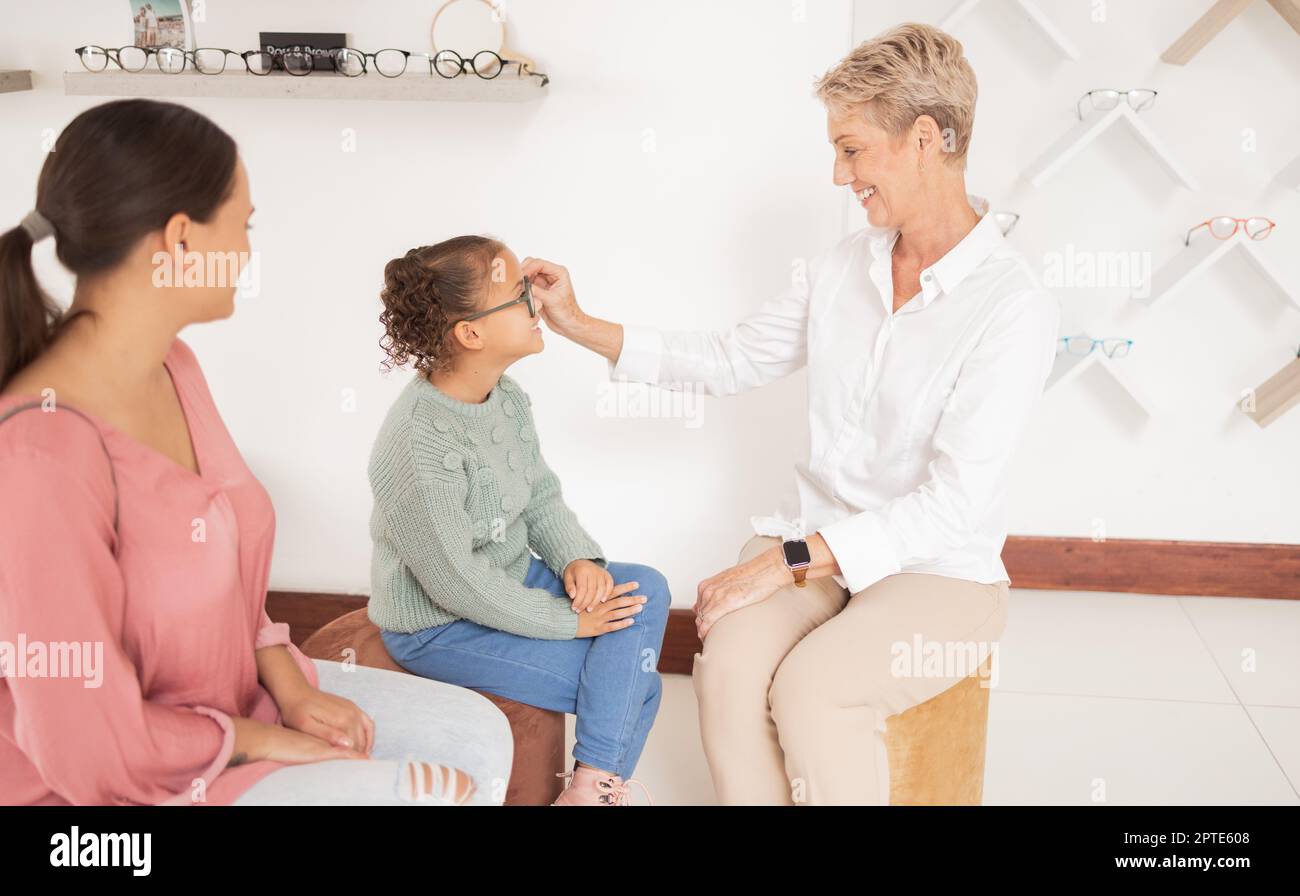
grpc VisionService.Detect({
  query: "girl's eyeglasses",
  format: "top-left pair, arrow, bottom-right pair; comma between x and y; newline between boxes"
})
458,277 -> 536,323
1184,216 -> 1275,246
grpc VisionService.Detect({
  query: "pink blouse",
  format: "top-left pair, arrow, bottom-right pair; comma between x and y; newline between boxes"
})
0,338 -> 319,805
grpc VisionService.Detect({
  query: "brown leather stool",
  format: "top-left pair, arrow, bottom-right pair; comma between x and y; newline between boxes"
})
885,656 -> 994,805
299,608 -> 565,805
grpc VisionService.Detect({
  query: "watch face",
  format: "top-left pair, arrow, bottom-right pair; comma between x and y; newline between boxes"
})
783,539 -> 811,566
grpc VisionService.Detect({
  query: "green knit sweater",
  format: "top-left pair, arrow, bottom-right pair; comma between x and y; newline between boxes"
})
366,372 -> 605,640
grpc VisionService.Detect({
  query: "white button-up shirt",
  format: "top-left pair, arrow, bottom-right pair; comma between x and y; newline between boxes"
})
608,196 -> 1061,594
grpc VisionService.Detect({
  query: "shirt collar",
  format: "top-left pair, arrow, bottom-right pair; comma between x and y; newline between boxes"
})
864,194 -> 1001,307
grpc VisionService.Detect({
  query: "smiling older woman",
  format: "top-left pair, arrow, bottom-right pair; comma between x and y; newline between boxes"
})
524,22 -> 1061,805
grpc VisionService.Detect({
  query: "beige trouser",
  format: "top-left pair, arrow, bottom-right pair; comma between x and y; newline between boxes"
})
692,534 -> 1010,805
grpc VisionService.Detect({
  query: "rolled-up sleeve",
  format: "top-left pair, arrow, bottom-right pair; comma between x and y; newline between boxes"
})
818,288 -> 1061,594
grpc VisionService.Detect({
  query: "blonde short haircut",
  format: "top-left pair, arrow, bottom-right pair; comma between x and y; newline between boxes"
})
814,22 -> 978,168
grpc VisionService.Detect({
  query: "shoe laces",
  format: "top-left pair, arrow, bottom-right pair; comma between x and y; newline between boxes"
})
556,769 -> 653,806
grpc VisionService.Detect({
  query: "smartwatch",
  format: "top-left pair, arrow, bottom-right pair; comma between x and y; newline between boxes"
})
781,538 -> 811,588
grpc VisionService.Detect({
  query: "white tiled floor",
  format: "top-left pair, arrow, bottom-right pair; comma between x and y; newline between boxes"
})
571,589 -> 1300,805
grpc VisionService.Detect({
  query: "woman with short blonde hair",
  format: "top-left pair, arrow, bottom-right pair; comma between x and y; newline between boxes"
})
528,22 -> 1061,804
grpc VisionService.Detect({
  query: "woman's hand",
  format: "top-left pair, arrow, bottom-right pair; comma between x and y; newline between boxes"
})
520,256 -> 626,363
521,257 -> 584,336
695,547 -> 792,641
564,558 -> 617,612
229,717 -> 368,767
278,688 -> 375,756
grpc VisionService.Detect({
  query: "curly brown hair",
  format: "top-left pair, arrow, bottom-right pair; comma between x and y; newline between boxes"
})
378,235 -> 505,376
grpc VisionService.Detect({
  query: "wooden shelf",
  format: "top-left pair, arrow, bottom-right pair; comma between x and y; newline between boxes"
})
1242,354 -> 1300,427
940,0 -> 1079,59
0,70 -> 32,94
1161,0 -> 1300,65
1023,104 -> 1198,190
63,69 -> 546,103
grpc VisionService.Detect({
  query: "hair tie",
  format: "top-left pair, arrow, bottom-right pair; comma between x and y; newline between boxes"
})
20,209 -> 53,243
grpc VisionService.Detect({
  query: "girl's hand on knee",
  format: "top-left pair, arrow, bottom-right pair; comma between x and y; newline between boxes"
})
576,592 -> 646,638
564,559 -> 615,613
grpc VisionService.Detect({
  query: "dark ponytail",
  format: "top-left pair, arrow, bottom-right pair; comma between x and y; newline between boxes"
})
0,223 -> 61,388
0,98 -> 238,389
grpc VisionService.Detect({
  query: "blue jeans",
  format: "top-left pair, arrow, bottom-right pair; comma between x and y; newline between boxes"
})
381,556 -> 671,779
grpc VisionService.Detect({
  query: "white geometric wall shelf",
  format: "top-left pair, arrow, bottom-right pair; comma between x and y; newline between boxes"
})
1161,0 -> 1300,65
63,70 -> 547,103
1137,233 -> 1300,312
1024,104 -> 1198,190
941,0 -> 1079,59
1242,351 -> 1300,427
1278,153 -> 1300,192
1047,345 -> 1155,416
0,70 -> 32,94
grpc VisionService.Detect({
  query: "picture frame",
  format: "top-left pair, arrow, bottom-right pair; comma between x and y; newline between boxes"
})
127,0 -> 193,50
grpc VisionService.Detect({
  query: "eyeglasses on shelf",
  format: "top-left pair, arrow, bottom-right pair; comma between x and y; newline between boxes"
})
432,49 -> 548,85
76,43 -> 550,84
75,44 -> 193,74
75,44 -> 289,76
1076,88 -> 1157,120
1184,216 -> 1275,246
1057,335 -> 1133,358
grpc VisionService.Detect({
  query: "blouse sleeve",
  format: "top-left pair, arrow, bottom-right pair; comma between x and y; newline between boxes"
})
255,609 -> 292,650
0,444 -> 235,806
607,246 -> 829,397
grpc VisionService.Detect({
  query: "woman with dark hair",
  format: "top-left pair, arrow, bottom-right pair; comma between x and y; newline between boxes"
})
0,99 -> 512,806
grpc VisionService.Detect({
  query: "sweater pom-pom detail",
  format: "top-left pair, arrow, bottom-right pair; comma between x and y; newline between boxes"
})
442,450 -> 464,472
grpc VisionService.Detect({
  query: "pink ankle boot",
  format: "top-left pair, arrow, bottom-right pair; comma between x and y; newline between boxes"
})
552,764 -> 651,806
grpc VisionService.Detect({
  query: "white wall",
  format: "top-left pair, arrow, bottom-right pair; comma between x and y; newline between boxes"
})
864,0 -> 1300,550
2,0 -> 1296,603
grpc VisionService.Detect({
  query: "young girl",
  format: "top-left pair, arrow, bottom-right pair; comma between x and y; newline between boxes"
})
369,235 -> 672,806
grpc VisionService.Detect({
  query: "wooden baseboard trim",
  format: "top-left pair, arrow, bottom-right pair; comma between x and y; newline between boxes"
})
268,535 -> 1299,676
1000,535 -> 1300,600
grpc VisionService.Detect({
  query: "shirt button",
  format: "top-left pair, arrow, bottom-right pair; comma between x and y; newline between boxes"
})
922,273 -> 932,282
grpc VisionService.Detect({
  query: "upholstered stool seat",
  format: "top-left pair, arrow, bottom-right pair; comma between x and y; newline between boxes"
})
299,608 -> 565,806
885,656 -> 994,805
